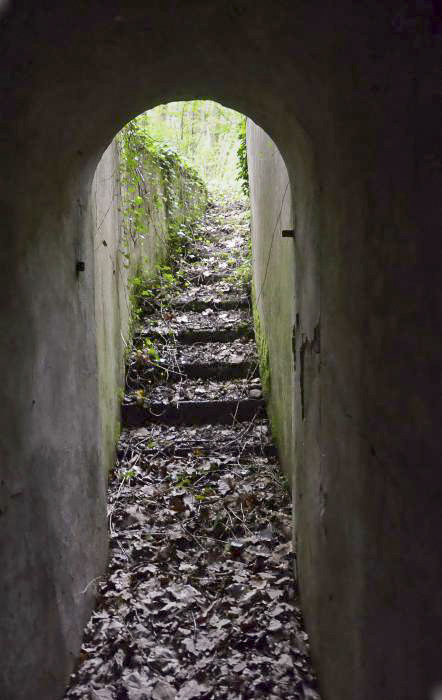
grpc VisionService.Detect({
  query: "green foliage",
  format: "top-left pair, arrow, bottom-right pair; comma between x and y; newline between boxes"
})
118,117 -> 206,252
118,122 -> 150,252
142,337 -> 160,362
118,115 -> 207,336
229,236 -> 252,289
127,227 -> 198,320
236,116 -> 249,196
140,100 -> 248,198
127,274 -> 145,333
119,468 -> 136,482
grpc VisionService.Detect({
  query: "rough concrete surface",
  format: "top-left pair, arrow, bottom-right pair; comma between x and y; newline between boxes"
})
0,3 -> 441,700
93,140 -> 128,477
247,121 -> 295,487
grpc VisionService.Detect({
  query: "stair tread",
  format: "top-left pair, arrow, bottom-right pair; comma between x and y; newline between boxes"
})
171,294 -> 249,312
140,308 -> 251,336
122,397 -> 265,427
126,339 -> 258,387
119,420 -> 275,458
138,377 -> 262,403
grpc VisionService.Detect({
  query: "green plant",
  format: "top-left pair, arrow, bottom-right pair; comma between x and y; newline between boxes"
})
229,237 -> 252,289
140,100 -> 247,197
252,282 -> 271,398
231,260 -> 252,288
142,337 -> 160,362
120,468 -> 136,481
118,117 -> 207,267
236,116 -> 249,196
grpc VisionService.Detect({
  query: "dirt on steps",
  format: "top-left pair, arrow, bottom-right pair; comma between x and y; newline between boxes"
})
64,200 -> 320,700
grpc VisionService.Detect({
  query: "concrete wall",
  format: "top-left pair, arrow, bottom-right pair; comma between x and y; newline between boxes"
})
0,3 -> 441,700
247,60 -> 442,700
130,149 -> 208,280
247,122 -> 296,484
94,139 -> 207,476
93,140 -> 128,475
0,124 -> 205,700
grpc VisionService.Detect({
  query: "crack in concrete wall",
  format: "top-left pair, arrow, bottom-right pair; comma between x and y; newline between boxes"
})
299,323 -> 320,421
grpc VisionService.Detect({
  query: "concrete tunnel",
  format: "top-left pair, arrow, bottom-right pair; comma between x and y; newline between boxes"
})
0,2 -> 441,699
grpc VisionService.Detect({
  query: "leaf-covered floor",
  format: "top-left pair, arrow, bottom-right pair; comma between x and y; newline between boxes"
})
64,201 -> 320,700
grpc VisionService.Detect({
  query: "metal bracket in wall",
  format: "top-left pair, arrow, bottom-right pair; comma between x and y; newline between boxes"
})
281,229 -> 295,238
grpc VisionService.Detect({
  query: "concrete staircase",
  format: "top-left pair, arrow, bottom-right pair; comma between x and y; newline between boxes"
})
122,204 -> 270,460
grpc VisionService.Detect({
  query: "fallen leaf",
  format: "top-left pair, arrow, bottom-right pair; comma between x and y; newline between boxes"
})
268,618 -> 283,632
230,353 -> 244,364
177,679 -> 211,699
249,388 -> 262,398
152,680 -> 176,700
169,494 -> 186,512
91,689 -> 114,700
167,583 -> 201,603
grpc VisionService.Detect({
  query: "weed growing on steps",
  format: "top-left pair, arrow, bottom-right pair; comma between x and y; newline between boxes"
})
122,216 -> 211,398
251,280 -> 271,399
228,235 -> 252,291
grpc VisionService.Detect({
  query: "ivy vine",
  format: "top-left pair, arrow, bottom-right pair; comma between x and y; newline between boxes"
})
236,117 -> 249,196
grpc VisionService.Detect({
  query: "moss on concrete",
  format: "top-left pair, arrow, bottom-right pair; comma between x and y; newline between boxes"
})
251,281 -> 271,399
251,280 -> 285,458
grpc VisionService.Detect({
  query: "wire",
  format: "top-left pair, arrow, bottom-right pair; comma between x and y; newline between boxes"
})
254,180 -> 290,306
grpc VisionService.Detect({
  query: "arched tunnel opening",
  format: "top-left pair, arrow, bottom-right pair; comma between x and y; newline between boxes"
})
63,99 -> 309,698
0,4 -> 441,700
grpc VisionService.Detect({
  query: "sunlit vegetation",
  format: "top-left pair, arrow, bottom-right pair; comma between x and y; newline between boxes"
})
133,100 -> 248,197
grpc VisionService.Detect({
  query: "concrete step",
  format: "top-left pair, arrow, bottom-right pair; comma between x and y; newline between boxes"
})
145,377 -> 263,404
171,295 -> 249,312
184,272 -> 225,285
126,442 -> 277,459
138,323 -> 254,345
170,359 -> 258,380
122,397 -> 265,427
119,421 -> 276,460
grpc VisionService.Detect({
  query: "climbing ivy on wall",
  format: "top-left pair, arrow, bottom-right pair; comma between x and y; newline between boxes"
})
118,117 -> 206,260
236,117 -> 249,196
120,124 -> 192,238
117,115 -> 208,337
118,122 -> 147,253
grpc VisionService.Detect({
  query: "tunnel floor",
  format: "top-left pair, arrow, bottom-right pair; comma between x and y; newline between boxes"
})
64,202 -> 320,700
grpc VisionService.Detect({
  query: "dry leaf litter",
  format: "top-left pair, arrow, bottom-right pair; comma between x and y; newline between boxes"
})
64,201 -> 321,700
